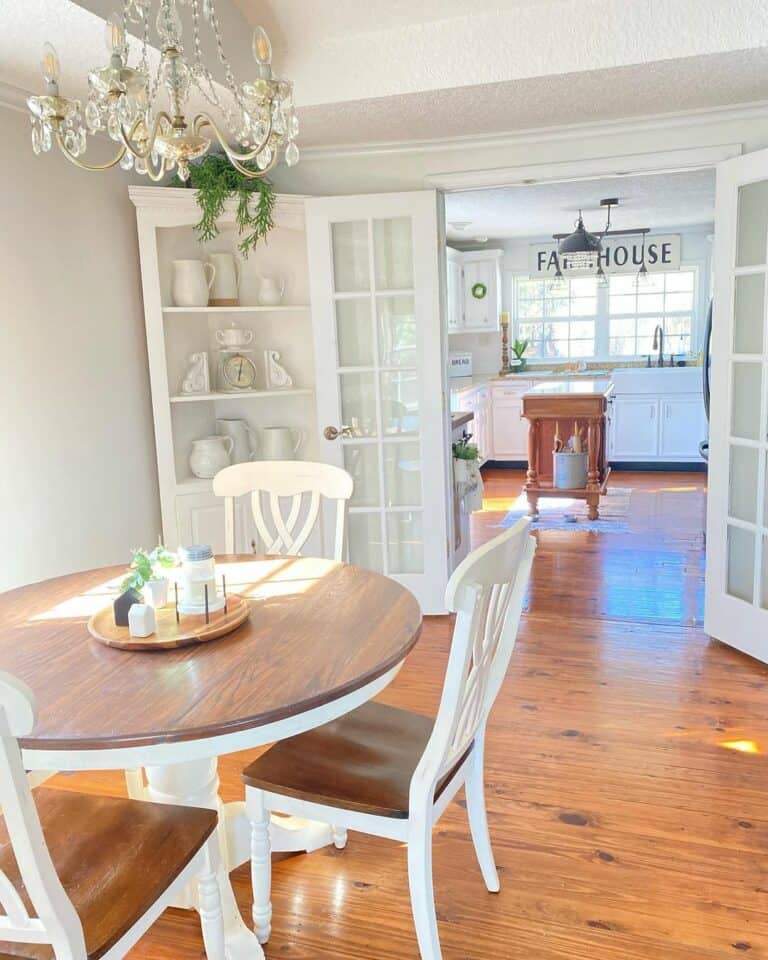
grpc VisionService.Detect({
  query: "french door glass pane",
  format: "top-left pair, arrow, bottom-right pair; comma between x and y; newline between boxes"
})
731,362 -> 763,440
336,298 -> 374,367
727,524 -> 755,603
762,537 -> 768,609
339,372 -> 377,437
373,217 -> 414,290
348,513 -> 384,572
383,441 -> 422,507
332,221 -> 370,292
343,444 -> 381,507
387,511 -> 424,573
382,371 -> 419,435
736,181 -> 768,268
733,273 -> 765,354
378,295 -> 416,366
729,444 -> 760,523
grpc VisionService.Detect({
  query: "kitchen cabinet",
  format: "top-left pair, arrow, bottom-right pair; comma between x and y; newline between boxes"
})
491,382 -> 532,460
610,398 -> 660,459
454,384 -> 492,464
445,247 -> 502,334
446,247 -> 463,332
659,397 -> 707,458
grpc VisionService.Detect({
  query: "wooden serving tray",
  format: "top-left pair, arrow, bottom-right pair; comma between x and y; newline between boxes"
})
88,594 -> 250,651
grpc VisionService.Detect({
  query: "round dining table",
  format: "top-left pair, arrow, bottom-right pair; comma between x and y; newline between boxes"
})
0,554 -> 422,959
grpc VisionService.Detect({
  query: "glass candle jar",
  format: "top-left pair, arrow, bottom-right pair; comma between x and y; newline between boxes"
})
178,544 -> 224,614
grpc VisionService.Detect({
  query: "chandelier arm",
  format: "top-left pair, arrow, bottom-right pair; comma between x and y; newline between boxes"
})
142,155 -> 168,183
193,111 -> 274,162
54,127 -> 127,171
118,110 -> 174,159
226,151 -> 278,179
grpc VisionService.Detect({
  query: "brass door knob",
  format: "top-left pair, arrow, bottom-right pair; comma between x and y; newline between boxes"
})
323,425 -> 353,441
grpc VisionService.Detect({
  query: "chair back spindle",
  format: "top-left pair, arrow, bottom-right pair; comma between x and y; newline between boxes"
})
213,461 -> 354,561
412,518 -> 535,793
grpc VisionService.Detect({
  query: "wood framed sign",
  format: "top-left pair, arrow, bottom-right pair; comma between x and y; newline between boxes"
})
529,234 -> 680,277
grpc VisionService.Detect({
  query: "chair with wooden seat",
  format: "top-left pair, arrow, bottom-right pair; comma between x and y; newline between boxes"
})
0,672 -> 225,960
243,517 -> 535,959
212,460 -> 354,560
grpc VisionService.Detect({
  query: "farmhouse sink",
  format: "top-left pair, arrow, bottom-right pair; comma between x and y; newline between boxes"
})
611,366 -> 702,395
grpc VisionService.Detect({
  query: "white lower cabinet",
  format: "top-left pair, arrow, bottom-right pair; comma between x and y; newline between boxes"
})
175,493 -> 250,553
659,397 -> 707,458
609,392 -> 706,462
492,399 -> 529,458
610,398 -> 659,459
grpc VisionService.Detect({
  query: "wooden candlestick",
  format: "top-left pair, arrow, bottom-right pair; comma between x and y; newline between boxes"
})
499,311 -> 512,375
174,582 -> 179,623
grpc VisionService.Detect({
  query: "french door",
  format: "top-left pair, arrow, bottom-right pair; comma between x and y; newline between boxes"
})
706,149 -> 768,659
306,191 -> 449,614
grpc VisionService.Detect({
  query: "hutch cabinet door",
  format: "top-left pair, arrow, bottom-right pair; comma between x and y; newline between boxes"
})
306,191 -> 450,614
706,147 -> 768,661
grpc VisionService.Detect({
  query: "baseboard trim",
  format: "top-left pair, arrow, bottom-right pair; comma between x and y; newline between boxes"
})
482,460 -> 707,472
609,461 -> 707,472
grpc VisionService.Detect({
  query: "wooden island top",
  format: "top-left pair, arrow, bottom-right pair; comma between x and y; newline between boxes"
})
522,378 -> 613,520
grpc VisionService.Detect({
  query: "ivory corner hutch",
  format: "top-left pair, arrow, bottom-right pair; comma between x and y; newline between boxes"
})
130,186 -> 318,553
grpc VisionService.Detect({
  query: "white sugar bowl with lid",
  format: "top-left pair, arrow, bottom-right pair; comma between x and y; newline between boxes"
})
178,544 -> 225,615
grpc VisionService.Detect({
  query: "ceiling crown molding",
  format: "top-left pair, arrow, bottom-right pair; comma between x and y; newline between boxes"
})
300,99 -> 768,160
0,81 -> 31,114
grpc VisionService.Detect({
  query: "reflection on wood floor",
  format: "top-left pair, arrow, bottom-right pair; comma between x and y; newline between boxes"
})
51,469 -> 768,960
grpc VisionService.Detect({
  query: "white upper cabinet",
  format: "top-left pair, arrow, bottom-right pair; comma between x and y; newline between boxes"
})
446,248 -> 502,333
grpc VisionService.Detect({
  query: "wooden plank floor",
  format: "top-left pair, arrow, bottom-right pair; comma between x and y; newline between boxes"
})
48,469 -> 768,959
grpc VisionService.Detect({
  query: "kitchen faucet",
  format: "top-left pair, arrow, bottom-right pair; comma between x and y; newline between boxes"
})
652,324 -> 665,367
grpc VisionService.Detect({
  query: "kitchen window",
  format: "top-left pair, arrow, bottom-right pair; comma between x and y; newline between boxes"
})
512,267 -> 698,360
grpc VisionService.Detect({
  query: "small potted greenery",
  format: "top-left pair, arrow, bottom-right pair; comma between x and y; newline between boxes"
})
511,338 -> 529,372
122,545 -> 177,608
453,436 -> 480,484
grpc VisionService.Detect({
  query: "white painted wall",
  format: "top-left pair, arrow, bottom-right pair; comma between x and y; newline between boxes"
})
0,106 -> 159,592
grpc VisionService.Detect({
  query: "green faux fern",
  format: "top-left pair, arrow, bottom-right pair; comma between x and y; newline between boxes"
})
173,155 -> 276,257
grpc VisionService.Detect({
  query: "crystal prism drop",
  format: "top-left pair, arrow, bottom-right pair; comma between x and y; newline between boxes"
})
256,145 -> 272,170
287,112 -> 299,138
31,125 -> 41,155
41,123 -> 52,152
107,113 -> 121,141
77,127 -> 87,156
116,94 -> 134,126
119,150 -> 134,170
285,140 -> 299,167
135,156 -> 147,175
85,100 -> 101,132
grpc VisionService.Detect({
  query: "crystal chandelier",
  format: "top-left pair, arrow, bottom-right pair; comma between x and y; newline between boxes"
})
27,0 -> 299,181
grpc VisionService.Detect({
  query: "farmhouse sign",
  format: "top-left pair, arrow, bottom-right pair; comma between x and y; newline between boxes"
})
529,234 -> 681,277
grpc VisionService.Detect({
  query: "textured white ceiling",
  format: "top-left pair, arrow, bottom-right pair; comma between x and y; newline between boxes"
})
3,0 -> 768,154
297,48 -> 768,148
445,169 -> 716,241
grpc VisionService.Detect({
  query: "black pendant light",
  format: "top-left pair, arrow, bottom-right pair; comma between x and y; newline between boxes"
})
558,209 -> 602,270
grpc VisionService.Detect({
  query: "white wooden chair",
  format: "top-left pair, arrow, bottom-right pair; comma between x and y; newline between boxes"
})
0,672 -> 226,960
242,517 -> 535,958
212,460 -> 354,561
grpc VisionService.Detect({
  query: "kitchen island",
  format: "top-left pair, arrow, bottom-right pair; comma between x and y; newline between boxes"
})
522,378 -> 613,520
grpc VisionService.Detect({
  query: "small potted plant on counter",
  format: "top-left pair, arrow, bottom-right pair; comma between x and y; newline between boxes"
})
121,545 -> 177,609
511,338 -> 529,372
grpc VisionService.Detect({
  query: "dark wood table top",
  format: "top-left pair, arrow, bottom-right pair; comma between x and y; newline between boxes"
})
0,555 -> 422,752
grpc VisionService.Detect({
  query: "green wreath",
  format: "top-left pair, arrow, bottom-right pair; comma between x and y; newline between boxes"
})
471,281 -> 487,300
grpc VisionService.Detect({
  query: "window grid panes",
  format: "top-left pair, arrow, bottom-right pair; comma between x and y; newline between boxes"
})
513,267 -> 698,361
515,277 -> 597,359
608,270 -> 695,357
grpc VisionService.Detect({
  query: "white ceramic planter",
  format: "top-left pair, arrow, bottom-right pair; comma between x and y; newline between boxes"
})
143,578 -> 169,609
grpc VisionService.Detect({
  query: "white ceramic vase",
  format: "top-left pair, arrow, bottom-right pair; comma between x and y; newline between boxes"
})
189,435 -> 234,478
257,275 -> 285,306
143,579 -> 169,609
216,418 -> 258,464
258,426 -> 303,460
208,253 -> 241,305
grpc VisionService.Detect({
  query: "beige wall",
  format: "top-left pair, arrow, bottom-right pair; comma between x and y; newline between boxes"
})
0,105 -> 160,591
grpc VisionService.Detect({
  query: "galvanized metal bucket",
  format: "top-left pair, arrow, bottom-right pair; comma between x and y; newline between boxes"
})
553,452 -> 588,490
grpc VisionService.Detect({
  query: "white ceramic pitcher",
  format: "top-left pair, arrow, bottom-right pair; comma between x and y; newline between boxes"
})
216,418 -> 258,464
209,253 -> 241,305
172,260 -> 215,307
259,426 -> 303,460
189,435 -> 233,478
256,275 -> 285,306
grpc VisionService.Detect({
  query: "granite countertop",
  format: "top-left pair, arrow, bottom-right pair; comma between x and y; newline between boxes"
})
525,378 -> 613,397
